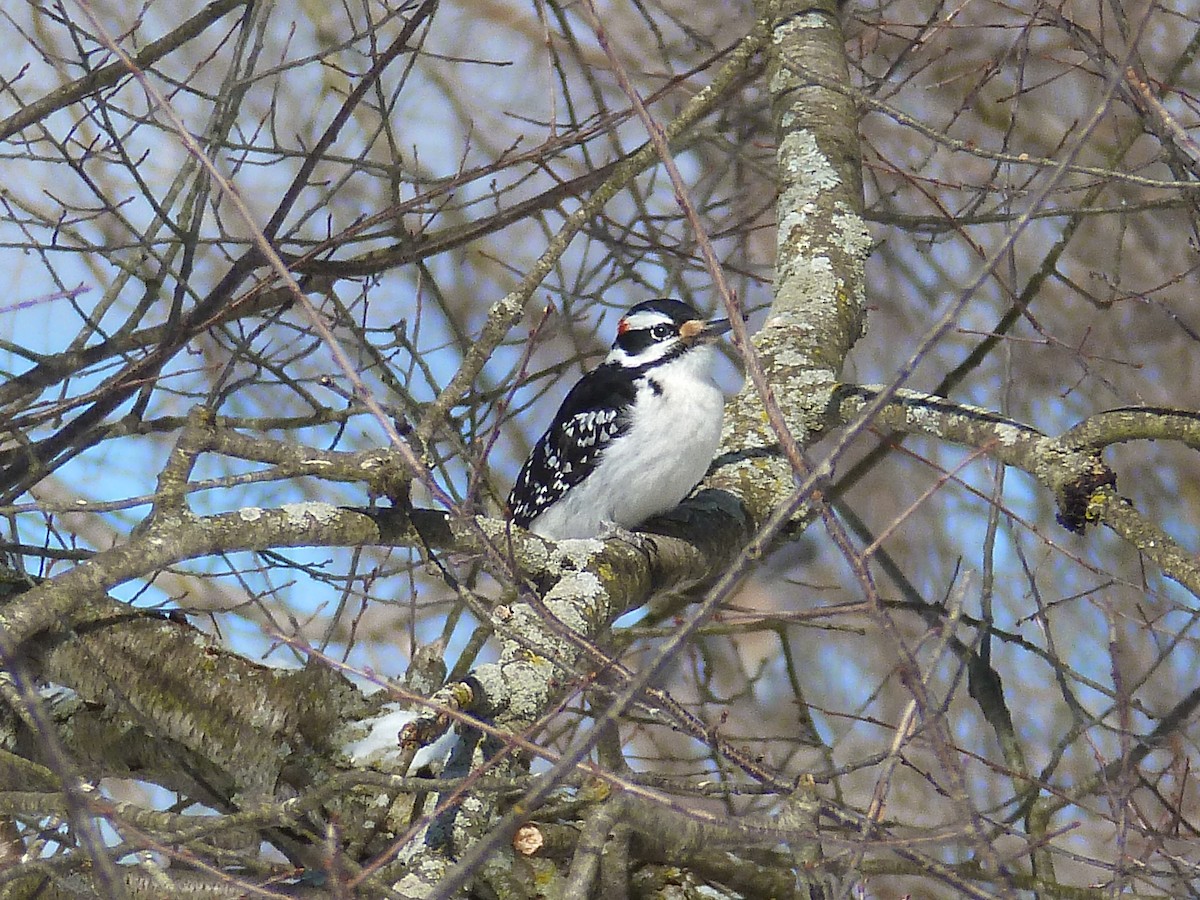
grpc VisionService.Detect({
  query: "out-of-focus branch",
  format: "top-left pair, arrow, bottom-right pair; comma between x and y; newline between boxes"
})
0,0 -> 253,142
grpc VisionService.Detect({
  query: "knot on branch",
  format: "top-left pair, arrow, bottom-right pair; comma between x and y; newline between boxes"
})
1054,455 -> 1118,534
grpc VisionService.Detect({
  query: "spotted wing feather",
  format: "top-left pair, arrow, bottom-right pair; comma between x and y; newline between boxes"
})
509,364 -> 636,528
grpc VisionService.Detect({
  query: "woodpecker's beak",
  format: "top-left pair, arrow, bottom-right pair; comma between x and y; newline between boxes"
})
679,317 -> 732,344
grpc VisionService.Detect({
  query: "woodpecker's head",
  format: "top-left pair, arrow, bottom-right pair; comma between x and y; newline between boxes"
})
605,299 -> 731,369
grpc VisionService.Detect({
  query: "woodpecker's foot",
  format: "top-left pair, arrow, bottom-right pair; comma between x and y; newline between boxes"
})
597,521 -> 648,550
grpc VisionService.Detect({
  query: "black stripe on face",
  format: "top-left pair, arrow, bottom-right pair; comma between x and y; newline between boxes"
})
614,317 -> 678,357
615,327 -> 660,356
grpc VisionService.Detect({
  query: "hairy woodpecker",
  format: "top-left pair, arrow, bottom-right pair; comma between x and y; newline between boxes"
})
508,299 -> 731,540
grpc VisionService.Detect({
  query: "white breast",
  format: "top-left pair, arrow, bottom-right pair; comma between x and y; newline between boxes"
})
529,346 -> 726,540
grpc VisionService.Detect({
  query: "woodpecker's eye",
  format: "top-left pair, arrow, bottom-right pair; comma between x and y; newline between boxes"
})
650,324 -> 674,340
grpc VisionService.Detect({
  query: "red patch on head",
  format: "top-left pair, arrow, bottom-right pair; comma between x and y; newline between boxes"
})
617,318 -> 630,335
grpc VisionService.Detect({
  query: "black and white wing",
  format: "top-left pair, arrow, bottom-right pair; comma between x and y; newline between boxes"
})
508,364 -> 636,529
